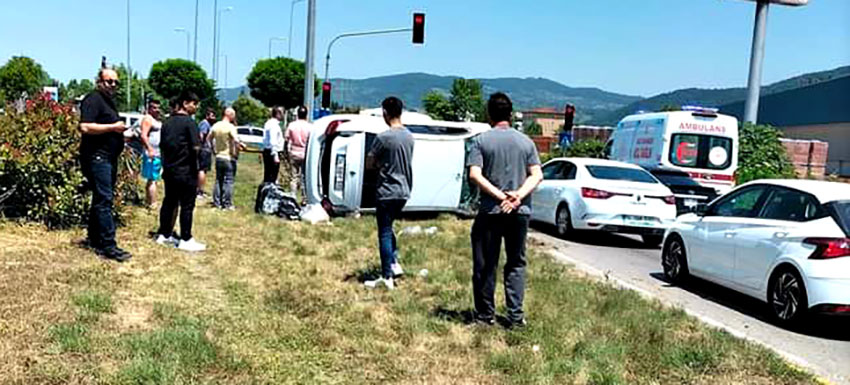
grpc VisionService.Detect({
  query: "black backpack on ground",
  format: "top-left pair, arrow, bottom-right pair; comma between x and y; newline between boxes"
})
254,183 -> 301,220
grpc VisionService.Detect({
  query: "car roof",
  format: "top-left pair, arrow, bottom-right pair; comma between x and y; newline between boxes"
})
741,179 -> 850,203
549,157 -> 646,170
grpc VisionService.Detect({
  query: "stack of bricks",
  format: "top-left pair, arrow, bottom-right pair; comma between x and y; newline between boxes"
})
531,136 -> 557,154
780,139 -> 828,178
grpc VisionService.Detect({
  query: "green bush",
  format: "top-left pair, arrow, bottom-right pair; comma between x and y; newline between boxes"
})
0,94 -> 138,228
736,122 -> 795,184
565,139 -> 607,159
524,121 -> 543,136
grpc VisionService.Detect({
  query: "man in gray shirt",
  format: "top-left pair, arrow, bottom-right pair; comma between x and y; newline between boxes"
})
364,96 -> 414,290
467,92 -> 542,327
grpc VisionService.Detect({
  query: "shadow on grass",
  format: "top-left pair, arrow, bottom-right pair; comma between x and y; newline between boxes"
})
343,265 -> 383,283
650,272 -> 850,342
430,306 -> 514,328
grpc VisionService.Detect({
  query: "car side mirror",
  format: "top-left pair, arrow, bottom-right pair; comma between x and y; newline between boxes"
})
695,203 -> 709,217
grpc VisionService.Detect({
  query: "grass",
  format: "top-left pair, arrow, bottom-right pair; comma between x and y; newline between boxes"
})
0,154 -> 817,384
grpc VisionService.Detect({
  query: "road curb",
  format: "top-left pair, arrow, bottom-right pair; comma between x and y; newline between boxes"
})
530,232 -> 835,385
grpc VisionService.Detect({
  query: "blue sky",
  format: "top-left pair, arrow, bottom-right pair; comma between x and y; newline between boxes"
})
1,0 -> 847,97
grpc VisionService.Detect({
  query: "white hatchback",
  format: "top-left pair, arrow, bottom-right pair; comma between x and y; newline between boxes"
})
663,179 -> 850,325
530,158 -> 677,246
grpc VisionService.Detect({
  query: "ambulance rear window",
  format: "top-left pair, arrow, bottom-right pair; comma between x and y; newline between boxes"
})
669,134 -> 732,170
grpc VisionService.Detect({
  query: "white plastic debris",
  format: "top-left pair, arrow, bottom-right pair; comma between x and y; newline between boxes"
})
424,226 -> 439,235
532,345 -> 540,352
300,203 -> 330,224
400,226 -> 423,235
418,269 -> 429,278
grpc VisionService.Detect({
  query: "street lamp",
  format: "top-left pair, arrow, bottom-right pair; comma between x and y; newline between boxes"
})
215,6 -> 233,83
126,0 -> 131,111
269,37 -> 287,58
288,0 -> 305,57
174,28 -> 191,60
219,54 -> 229,89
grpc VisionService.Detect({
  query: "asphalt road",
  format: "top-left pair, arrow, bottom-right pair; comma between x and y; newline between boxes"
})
529,225 -> 850,385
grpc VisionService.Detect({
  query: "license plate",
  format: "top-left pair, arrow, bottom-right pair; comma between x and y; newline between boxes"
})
684,199 -> 698,208
624,215 -> 656,227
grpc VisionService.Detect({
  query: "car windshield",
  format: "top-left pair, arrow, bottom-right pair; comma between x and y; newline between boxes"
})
650,170 -> 701,187
237,128 -> 250,135
669,134 -> 732,170
825,201 -> 850,237
586,165 -> 658,184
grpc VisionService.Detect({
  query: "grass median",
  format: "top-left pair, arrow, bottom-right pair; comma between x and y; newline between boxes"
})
0,155 -> 816,384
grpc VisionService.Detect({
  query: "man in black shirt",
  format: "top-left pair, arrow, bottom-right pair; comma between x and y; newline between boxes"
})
155,92 -> 206,252
78,68 -> 131,262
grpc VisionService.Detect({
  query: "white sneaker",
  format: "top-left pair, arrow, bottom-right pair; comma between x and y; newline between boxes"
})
155,234 -> 179,247
177,238 -> 206,252
364,277 -> 394,290
391,263 -> 404,278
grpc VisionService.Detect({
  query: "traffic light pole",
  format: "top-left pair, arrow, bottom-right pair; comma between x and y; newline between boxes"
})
744,0 -> 770,124
303,0 -> 317,121
323,27 -> 412,85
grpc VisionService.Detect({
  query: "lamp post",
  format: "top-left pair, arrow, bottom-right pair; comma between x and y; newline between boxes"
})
193,0 -> 199,62
175,28 -> 191,60
219,54 -> 228,88
268,37 -> 288,58
303,0 -> 315,120
215,6 -> 233,83
126,0 -> 132,111
288,0 -> 305,57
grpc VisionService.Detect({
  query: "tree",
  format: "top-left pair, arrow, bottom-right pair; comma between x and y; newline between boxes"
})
247,57 -> 318,109
0,56 -> 49,102
148,59 -> 214,102
422,90 -> 453,120
59,79 -> 95,104
114,64 -> 149,112
565,139 -> 607,159
736,123 -> 795,184
524,121 -> 543,136
449,78 -> 486,122
231,94 -> 268,126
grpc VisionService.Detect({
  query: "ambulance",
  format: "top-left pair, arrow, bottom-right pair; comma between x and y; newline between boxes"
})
608,107 -> 738,212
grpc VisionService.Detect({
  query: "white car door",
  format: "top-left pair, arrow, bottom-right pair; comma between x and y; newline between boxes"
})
328,132 -> 365,210
690,185 -> 770,282
533,161 -> 565,223
405,138 -> 465,211
732,187 -> 823,292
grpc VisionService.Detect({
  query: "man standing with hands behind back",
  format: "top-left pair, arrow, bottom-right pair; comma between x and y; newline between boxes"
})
467,92 -> 542,328
78,66 -> 131,262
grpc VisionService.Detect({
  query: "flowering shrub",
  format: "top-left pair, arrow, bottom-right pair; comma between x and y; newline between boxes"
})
0,93 -> 138,228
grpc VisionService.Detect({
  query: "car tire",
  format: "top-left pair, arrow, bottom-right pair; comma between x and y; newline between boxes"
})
642,235 -> 663,248
768,267 -> 808,327
662,235 -> 689,283
555,204 -> 573,238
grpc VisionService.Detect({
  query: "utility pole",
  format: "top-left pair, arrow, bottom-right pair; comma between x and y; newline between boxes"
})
126,0 -> 132,111
303,0 -> 316,120
212,0 -> 218,78
744,1 -> 770,124
288,0 -> 305,57
193,0 -> 199,63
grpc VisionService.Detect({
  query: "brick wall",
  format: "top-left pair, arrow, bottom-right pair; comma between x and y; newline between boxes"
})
780,139 -> 828,178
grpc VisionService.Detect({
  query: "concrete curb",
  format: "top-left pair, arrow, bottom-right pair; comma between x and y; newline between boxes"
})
531,233 -> 834,385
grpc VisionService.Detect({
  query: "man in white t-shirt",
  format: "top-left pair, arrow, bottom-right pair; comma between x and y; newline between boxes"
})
284,106 -> 312,201
262,108 -> 284,184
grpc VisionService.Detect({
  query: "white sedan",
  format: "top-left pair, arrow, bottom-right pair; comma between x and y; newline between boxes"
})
531,158 -> 677,246
236,126 -> 264,153
663,179 -> 850,325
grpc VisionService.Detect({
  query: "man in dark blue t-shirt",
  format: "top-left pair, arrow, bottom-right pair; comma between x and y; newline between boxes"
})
78,67 -> 131,262
467,92 -> 542,327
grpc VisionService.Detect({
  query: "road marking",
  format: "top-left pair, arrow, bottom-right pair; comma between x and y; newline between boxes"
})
532,233 -> 834,384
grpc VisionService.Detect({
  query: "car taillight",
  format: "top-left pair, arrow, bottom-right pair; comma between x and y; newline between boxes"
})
324,119 -> 349,137
803,238 -> 850,259
664,196 -> 676,205
582,188 -> 621,199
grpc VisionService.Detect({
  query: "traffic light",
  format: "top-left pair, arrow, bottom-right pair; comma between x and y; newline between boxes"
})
322,82 -> 331,109
564,104 -> 576,132
412,13 -> 425,44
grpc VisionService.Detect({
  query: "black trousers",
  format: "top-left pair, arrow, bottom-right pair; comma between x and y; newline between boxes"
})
262,149 -> 280,184
471,214 -> 529,323
81,154 -> 119,249
158,176 -> 198,241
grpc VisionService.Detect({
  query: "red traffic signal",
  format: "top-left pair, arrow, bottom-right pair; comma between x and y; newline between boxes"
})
412,13 -> 425,44
322,82 -> 332,109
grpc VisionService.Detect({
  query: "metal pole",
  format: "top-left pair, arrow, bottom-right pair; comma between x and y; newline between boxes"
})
193,0 -> 199,63
126,0 -> 131,111
303,0 -> 316,121
212,0 -> 218,80
323,28 -> 412,84
186,32 -> 191,60
288,0 -> 305,57
744,1 -> 770,124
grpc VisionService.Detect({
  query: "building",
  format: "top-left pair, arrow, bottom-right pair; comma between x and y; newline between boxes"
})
522,107 -> 564,137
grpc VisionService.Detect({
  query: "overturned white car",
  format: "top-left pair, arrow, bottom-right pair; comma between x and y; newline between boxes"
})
304,112 -> 490,216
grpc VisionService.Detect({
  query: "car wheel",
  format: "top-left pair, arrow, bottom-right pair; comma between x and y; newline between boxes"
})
662,235 -> 689,283
555,204 -> 572,238
769,267 -> 808,326
642,235 -> 663,248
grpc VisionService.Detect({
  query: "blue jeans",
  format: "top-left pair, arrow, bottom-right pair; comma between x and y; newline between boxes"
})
213,158 -> 235,208
376,199 -> 406,279
82,154 -> 118,249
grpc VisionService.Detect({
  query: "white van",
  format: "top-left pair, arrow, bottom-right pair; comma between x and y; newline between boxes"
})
304,113 -> 490,215
609,109 -> 739,196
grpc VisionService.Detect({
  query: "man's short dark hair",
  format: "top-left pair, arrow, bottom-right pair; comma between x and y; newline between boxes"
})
147,99 -> 160,108
206,108 -> 216,116
487,92 -> 513,123
178,91 -> 200,105
381,97 -> 403,120
297,105 -> 308,119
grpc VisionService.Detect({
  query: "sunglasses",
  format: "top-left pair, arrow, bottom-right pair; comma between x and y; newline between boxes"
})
103,79 -> 120,86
